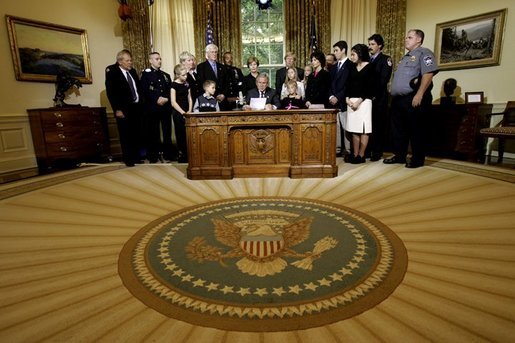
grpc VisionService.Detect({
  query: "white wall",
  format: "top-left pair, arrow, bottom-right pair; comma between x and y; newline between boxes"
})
406,0 -> 514,104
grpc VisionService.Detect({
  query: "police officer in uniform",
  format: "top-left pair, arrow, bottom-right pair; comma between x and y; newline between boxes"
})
384,29 -> 438,168
140,52 -> 176,163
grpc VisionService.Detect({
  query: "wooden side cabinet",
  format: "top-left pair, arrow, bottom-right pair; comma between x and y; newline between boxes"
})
428,104 -> 492,162
27,107 -> 111,173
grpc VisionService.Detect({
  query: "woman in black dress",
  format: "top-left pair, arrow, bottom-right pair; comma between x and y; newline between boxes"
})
305,51 -> 330,108
344,44 -> 375,164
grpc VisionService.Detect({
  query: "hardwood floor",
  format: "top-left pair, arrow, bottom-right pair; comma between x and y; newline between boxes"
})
0,160 -> 514,342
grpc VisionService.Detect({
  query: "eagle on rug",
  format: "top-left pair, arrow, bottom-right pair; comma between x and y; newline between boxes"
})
185,216 -> 338,277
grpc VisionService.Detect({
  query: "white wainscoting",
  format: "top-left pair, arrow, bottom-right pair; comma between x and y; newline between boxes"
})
0,114 -> 38,178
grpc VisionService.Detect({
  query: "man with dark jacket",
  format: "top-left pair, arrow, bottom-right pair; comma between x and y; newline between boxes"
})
245,73 -> 281,110
105,49 -> 143,167
140,52 -> 175,163
196,44 -> 230,110
328,40 -> 353,157
368,34 -> 393,161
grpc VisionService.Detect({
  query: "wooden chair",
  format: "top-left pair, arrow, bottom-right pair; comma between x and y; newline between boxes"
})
480,101 -> 515,163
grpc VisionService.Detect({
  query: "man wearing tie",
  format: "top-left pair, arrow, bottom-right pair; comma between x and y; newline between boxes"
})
328,41 -> 353,158
196,44 -> 229,110
244,73 -> 280,110
105,49 -> 143,167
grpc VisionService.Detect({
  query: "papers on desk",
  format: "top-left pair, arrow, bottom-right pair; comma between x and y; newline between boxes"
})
249,97 -> 267,110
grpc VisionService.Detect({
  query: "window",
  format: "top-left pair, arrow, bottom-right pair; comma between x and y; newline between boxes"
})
241,0 -> 284,83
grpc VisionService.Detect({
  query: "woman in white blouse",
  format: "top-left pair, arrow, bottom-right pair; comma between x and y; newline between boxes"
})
280,67 -> 305,100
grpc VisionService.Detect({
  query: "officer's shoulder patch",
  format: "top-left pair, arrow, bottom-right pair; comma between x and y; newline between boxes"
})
144,68 -> 151,72
423,55 -> 434,66
387,57 -> 392,67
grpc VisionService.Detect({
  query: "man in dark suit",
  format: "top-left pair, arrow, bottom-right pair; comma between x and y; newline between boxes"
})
275,52 -> 304,95
328,41 -> 353,157
196,44 -> 230,110
140,51 -> 175,163
105,49 -> 143,167
368,34 -> 393,161
245,73 -> 281,110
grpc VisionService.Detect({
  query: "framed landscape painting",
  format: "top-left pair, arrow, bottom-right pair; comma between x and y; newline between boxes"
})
434,9 -> 507,71
6,15 -> 92,83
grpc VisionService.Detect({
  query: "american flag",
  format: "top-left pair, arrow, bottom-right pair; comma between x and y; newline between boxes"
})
206,9 -> 215,45
309,1 -> 318,53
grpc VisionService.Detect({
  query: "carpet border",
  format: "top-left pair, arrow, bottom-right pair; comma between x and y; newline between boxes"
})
118,197 -> 408,332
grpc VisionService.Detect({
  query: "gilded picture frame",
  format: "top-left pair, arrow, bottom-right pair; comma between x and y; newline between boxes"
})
5,15 -> 92,83
434,9 -> 507,71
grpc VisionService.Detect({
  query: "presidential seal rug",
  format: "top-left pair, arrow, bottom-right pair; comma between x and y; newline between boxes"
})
118,197 -> 408,332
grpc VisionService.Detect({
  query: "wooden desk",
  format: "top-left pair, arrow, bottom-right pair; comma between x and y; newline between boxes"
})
185,109 -> 338,179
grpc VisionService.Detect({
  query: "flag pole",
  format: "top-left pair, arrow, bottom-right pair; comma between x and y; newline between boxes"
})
205,0 -> 215,47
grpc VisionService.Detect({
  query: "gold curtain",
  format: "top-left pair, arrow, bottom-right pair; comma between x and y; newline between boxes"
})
330,0 -> 377,49
121,0 -> 152,74
284,0 -> 331,66
376,0 -> 406,68
192,0 -> 242,67
150,0 -> 195,73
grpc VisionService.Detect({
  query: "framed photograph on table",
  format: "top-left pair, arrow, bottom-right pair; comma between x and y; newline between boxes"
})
434,9 -> 507,71
465,92 -> 484,104
6,15 -> 92,83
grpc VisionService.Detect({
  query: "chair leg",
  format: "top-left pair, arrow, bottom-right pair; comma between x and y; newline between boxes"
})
498,138 -> 505,163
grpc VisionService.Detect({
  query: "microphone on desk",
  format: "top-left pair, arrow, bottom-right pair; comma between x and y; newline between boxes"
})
238,91 -> 245,106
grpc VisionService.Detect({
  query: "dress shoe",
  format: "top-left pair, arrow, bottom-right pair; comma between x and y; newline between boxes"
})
370,153 -> 382,162
405,161 -> 424,168
125,162 -> 135,167
350,155 -> 364,164
383,156 -> 406,164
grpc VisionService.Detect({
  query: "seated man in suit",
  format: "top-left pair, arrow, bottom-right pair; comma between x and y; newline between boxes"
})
244,73 -> 280,110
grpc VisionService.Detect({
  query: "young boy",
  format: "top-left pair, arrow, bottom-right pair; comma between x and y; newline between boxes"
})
280,80 -> 306,109
193,80 -> 220,112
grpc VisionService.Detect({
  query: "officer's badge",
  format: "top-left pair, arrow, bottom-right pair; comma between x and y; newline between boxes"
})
410,56 -> 416,62
423,55 -> 434,66
149,85 -> 154,91
163,74 -> 169,82
387,57 -> 392,67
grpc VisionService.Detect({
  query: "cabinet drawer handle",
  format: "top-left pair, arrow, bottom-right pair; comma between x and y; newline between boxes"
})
60,146 -> 68,152
54,112 -> 62,118
58,133 -> 66,139
56,122 -> 64,128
